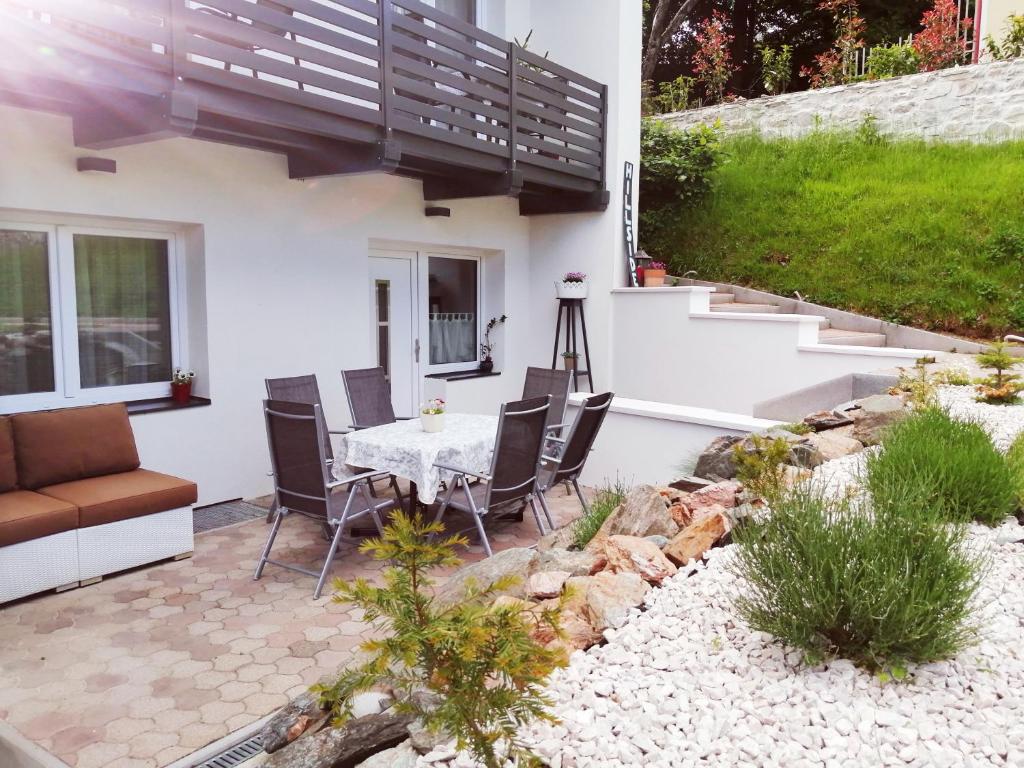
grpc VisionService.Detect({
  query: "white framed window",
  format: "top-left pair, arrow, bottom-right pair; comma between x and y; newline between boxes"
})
0,221 -> 187,413
420,252 -> 481,375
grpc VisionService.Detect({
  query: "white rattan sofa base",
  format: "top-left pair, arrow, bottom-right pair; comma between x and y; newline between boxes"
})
77,505 -> 194,582
0,530 -> 80,604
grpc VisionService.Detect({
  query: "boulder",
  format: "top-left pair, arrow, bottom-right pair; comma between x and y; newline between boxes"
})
569,572 -> 650,631
530,596 -> 602,652
683,480 -> 741,513
264,711 -> 415,768
806,429 -> 863,461
782,465 -> 813,487
586,486 -> 679,551
802,410 -> 854,431
533,548 -> 604,577
536,523 -> 578,552
602,535 -> 677,585
668,475 -> 714,493
528,570 -> 571,599
262,692 -> 327,754
694,435 -> 743,480
350,692 -> 393,720
663,513 -> 731,567
645,534 -> 670,549
844,394 -> 908,446
354,741 -> 418,768
433,548 -> 537,608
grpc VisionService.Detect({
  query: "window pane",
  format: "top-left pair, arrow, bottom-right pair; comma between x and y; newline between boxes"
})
0,230 -> 54,396
427,256 -> 477,365
74,234 -> 172,388
435,0 -> 475,22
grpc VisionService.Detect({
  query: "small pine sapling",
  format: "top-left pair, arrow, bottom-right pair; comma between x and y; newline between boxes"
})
733,435 -> 793,503
314,512 -> 567,768
975,341 -> 1024,404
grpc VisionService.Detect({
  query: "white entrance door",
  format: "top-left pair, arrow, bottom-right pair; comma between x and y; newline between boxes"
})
369,250 -> 418,417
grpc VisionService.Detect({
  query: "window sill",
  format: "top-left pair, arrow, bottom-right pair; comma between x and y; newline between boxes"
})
126,396 -> 212,415
425,371 -> 501,382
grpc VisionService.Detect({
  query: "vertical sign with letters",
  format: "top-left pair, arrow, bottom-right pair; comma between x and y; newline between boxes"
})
623,162 -> 639,287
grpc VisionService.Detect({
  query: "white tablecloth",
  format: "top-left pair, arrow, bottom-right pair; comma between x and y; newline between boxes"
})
335,414 -> 498,504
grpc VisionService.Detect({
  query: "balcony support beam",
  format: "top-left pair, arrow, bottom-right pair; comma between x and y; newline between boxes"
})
519,190 -> 610,216
287,139 -> 402,179
422,170 -> 523,202
72,91 -> 198,149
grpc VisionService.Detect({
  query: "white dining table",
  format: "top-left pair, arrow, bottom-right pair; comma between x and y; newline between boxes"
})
333,414 -> 499,504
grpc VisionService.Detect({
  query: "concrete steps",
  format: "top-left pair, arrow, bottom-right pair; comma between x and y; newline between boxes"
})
710,293 -> 887,347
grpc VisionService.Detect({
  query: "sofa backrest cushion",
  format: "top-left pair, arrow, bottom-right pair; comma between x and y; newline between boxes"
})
12,404 -> 141,489
0,417 -> 16,493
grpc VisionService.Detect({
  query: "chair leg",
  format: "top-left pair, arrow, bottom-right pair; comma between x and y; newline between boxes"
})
314,521 -> 347,600
464,477 -> 493,558
254,508 -> 284,580
527,495 -> 548,536
265,498 -> 278,524
537,490 -> 557,532
571,477 -> 592,517
429,475 -> 461,541
359,483 -> 386,537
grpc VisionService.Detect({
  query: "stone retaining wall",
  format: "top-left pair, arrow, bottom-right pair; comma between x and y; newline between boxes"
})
661,58 -> 1024,142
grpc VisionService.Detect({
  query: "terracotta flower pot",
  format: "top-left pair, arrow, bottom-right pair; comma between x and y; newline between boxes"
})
562,356 -> 578,371
170,381 -> 192,404
644,269 -> 667,287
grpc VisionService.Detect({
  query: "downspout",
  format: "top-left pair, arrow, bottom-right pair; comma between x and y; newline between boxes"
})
972,0 -> 984,64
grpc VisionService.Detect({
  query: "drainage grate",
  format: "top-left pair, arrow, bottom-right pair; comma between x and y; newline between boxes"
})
195,734 -> 264,768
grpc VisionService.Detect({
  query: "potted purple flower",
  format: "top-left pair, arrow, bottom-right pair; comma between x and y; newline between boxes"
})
644,261 -> 668,287
555,271 -> 588,299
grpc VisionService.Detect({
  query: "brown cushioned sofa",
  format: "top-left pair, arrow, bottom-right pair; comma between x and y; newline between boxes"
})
0,403 -> 197,603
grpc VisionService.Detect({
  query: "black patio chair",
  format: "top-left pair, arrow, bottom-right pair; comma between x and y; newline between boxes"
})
430,395 -> 553,557
341,367 -> 414,429
255,399 -> 396,599
522,366 -> 572,439
536,391 -> 614,525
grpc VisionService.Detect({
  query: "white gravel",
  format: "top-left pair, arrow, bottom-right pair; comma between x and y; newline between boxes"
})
420,394 -> 1024,768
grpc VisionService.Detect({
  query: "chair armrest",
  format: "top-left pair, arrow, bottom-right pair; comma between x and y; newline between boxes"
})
545,423 -> 568,433
326,469 -> 392,489
433,462 -> 491,482
545,435 -> 567,445
396,416 -> 416,421
328,428 -> 351,435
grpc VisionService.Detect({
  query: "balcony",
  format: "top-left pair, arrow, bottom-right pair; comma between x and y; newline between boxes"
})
0,0 -> 609,214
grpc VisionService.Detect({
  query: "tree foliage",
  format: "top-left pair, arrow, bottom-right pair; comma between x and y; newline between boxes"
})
913,0 -> 972,72
314,512 -> 567,768
640,118 -> 722,216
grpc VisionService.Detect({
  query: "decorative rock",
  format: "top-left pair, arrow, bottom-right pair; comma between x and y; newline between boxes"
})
844,394 -> 908,446
668,475 -> 713,493
803,409 -> 855,431
536,524 -> 578,552
528,570 -> 572,599
681,480 -> 741,515
807,429 -> 864,461
602,535 -> 678,585
534,548 -> 604,577
530,597 -> 602,652
586,486 -> 679,550
569,571 -> 650,631
263,711 -> 415,768
433,548 -> 537,608
663,512 -> 730,566
694,435 -> 743,480
262,691 -> 327,754
408,718 -> 448,755
645,534 -> 670,549
354,741 -> 419,768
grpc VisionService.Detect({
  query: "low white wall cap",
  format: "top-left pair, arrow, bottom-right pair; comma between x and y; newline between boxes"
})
611,286 -> 714,294
690,311 -> 824,325
796,344 -> 927,359
568,393 -> 780,431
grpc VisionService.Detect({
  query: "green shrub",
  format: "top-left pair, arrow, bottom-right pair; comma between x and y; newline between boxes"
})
315,512 -> 565,768
639,118 -> 722,213
571,481 -> 628,549
780,422 -> 813,436
730,482 -> 984,671
1007,432 -> 1024,509
866,43 -> 921,79
866,408 -> 1018,526
733,435 -> 792,503
986,13 -> 1024,60
932,366 -> 972,386
759,45 -> 793,95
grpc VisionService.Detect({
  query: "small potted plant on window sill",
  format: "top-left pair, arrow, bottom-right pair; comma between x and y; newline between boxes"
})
479,314 -> 507,373
561,351 -> 580,371
170,368 -> 195,404
644,261 -> 668,287
420,398 -> 446,433
555,271 -> 588,300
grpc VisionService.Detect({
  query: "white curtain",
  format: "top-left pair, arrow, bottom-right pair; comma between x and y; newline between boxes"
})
429,313 -> 475,364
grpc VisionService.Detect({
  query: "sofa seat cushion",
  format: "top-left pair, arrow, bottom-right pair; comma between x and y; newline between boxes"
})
39,469 -> 197,528
0,417 -> 16,493
12,403 -> 140,489
0,491 -> 79,547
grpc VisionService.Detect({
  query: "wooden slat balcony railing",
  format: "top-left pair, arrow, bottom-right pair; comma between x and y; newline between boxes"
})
0,0 -> 610,213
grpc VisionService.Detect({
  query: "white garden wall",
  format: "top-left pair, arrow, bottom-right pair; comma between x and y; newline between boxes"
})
608,288 -> 923,415
662,57 -> 1024,142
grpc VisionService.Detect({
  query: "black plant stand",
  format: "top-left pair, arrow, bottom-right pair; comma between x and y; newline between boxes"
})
551,298 -> 594,392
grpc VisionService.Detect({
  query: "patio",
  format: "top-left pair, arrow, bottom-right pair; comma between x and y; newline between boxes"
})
0,490 -> 588,768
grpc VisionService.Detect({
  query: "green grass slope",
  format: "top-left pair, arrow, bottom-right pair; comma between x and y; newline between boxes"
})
643,130 -> 1024,339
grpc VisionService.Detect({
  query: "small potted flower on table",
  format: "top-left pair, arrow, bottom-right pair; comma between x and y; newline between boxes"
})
555,271 -> 588,299
644,261 -> 668,287
420,398 -> 446,433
